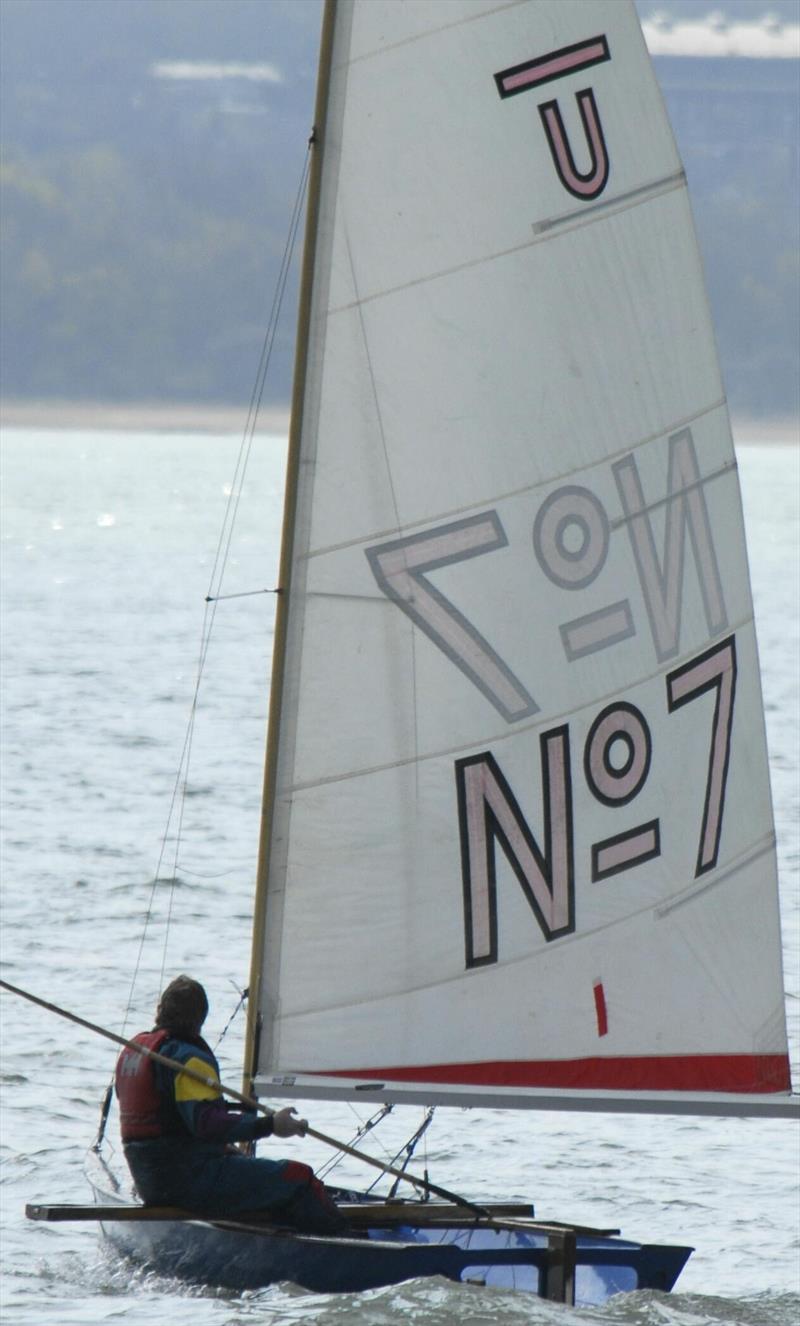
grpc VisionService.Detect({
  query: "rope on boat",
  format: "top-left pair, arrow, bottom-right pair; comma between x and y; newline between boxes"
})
87,145 -> 315,1159
0,979 -> 491,1220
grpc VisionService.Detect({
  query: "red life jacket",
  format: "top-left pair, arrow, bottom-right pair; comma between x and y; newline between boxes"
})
115,1030 -> 175,1141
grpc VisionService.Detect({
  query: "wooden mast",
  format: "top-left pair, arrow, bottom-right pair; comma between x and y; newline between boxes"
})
242,0 -> 339,1100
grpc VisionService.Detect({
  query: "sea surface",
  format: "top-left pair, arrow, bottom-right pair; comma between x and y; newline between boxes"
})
1,429 -> 798,1326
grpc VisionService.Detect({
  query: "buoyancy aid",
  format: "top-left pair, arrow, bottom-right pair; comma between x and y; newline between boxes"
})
115,1029 -> 184,1141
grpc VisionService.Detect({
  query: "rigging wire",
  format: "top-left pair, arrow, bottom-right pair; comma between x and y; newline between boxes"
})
315,1105 -> 438,1198
93,142 -> 312,1149
158,142 -> 310,1000
211,981 -> 249,1053
316,1105 -> 394,1182
156,140 -> 312,994
380,1108 -> 436,1199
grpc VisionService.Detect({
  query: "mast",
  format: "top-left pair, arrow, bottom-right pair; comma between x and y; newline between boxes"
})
242,0 -> 339,1099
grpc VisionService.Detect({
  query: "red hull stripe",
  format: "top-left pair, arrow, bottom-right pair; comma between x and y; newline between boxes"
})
318,1053 -> 791,1094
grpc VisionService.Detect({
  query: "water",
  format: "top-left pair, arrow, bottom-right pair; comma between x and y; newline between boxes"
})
1,429 -> 798,1325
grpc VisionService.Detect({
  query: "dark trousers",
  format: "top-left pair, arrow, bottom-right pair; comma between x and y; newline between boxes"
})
124,1139 -> 344,1234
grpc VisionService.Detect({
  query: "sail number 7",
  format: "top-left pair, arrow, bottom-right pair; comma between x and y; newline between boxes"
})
364,428 -> 736,962
457,636 -> 737,965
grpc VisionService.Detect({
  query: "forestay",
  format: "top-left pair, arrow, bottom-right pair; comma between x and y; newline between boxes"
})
249,0 -> 795,1115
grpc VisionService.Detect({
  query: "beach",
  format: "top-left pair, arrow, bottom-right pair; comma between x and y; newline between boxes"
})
0,399 -> 291,436
1,399 -> 797,445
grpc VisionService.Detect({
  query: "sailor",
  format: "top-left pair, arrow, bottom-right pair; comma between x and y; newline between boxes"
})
115,974 -> 343,1232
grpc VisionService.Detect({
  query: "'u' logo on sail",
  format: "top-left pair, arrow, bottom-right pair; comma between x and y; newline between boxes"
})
495,35 -> 611,200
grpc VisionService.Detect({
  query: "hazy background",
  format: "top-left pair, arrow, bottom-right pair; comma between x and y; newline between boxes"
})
0,0 -> 798,422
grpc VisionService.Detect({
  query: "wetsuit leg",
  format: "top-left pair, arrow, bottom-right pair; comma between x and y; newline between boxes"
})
268,1159 -> 345,1234
205,1154 -> 344,1233
124,1143 -> 344,1233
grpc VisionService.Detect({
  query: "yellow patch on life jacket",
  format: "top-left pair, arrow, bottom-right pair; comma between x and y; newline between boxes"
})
174,1055 -> 220,1103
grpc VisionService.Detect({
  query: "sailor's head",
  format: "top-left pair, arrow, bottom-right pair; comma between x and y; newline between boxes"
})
155,975 -> 208,1036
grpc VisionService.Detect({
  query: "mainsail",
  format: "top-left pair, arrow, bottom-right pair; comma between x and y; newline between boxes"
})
248,0 -> 795,1116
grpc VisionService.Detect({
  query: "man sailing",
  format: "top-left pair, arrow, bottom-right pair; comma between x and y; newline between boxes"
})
115,975 -> 343,1232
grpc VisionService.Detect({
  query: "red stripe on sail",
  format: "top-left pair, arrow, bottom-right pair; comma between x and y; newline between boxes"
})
318,1053 -> 791,1094
593,982 -> 609,1037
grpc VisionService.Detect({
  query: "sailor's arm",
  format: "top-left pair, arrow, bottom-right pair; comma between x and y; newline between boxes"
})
173,1053 -> 307,1141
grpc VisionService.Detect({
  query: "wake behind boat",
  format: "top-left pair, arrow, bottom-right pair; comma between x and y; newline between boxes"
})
18,0 -> 797,1307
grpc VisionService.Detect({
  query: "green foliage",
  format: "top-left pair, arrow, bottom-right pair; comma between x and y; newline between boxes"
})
0,0 -> 797,417
0,0 -> 316,405
0,139 -> 296,402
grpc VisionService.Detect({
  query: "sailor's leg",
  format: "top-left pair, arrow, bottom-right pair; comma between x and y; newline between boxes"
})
271,1159 -> 345,1234
198,1153 -> 345,1232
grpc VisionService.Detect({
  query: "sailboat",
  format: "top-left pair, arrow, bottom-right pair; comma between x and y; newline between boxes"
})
25,0 -> 798,1306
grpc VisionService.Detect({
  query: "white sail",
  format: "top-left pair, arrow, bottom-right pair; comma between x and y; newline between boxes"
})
250,0 -> 794,1115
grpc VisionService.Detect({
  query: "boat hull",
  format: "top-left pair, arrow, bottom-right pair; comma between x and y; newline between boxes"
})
97,1211 -> 691,1301
86,1163 -> 691,1304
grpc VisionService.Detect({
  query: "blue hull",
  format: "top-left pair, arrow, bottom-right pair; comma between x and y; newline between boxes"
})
92,1193 -> 691,1304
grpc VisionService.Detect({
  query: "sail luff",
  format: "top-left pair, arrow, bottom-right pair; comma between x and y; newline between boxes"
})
242,0 -> 339,1098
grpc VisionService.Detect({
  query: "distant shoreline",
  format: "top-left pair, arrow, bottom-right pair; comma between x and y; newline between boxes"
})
0,400 -> 797,445
731,418 -> 798,446
0,400 -> 291,436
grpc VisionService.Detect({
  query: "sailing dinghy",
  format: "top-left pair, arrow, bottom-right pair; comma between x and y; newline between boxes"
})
27,0 -> 798,1305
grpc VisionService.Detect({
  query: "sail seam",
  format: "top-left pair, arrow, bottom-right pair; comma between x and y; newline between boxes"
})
609,458 -> 737,529
341,224 -> 425,800
284,611 -> 758,792
326,171 -> 688,319
533,169 -> 686,236
338,0 -> 530,70
655,833 -> 776,917
269,829 -> 777,1025
343,225 -> 403,536
300,397 -> 729,562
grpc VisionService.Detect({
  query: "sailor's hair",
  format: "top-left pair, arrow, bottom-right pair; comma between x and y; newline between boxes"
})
155,975 -> 209,1034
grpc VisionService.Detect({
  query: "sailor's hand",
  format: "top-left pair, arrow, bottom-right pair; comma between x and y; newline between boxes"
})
271,1105 -> 308,1139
